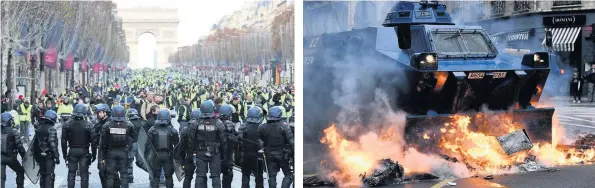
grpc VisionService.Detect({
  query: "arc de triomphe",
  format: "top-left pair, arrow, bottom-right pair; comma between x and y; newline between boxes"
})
118,7 -> 179,69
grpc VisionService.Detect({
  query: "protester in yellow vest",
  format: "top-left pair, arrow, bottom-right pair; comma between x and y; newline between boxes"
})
57,97 -> 74,121
18,99 -> 33,142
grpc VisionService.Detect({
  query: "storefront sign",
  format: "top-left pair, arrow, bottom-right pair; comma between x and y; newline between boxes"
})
543,15 -> 586,26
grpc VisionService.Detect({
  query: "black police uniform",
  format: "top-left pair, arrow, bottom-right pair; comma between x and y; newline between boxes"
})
238,122 -> 264,188
34,120 -> 61,188
258,121 -> 294,188
144,114 -> 157,134
100,121 -> 135,188
1,125 -> 27,188
147,121 -> 179,188
61,117 -> 97,188
195,118 -> 227,188
221,119 -> 237,188
128,117 -> 144,182
177,119 -> 199,188
95,115 -> 120,187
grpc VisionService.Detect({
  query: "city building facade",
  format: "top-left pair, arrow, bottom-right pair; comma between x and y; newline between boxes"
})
443,1 -> 595,76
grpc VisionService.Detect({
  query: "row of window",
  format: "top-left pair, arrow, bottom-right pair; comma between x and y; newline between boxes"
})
451,1 -> 582,19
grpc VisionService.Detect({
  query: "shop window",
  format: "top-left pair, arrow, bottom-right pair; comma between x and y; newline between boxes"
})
553,1 -> 582,7
490,1 -> 506,16
513,1 -> 531,12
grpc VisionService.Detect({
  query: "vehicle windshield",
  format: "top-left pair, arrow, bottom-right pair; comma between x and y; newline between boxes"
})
431,29 -> 495,57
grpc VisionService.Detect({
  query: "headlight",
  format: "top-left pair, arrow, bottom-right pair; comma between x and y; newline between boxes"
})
412,53 -> 438,70
533,54 -> 543,63
424,54 -> 436,64
522,52 -> 549,68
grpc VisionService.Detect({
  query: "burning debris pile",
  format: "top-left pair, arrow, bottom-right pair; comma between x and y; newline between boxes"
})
360,159 -> 404,187
314,113 -> 595,187
574,134 -> 595,149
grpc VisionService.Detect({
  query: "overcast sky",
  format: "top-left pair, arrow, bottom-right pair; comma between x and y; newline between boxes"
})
114,0 -> 248,47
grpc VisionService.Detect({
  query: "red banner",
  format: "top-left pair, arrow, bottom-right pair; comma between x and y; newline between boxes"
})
102,64 -> 108,71
81,60 -> 87,71
64,54 -> 74,71
277,64 -> 283,72
93,63 -> 101,73
43,48 -> 58,68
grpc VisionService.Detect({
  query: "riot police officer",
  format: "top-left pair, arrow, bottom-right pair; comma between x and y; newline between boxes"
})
1,112 -> 26,188
238,107 -> 264,188
218,105 -> 237,188
34,110 -> 61,188
176,109 -> 201,188
195,100 -> 227,188
258,106 -> 294,188
127,108 -> 144,183
61,104 -> 97,188
94,103 -> 120,187
147,109 -> 179,188
100,105 -> 135,188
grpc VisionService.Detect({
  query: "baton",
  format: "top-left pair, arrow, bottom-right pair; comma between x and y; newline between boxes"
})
261,151 -> 269,175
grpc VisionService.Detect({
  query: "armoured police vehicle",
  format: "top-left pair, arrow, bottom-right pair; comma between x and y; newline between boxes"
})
304,1 -> 555,152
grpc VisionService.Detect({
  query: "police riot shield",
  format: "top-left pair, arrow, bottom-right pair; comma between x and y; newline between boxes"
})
23,137 -> 40,184
137,127 -> 157,177
173,143 -> 185,182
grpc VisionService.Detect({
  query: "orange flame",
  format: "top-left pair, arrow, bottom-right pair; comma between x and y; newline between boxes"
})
321,110 -> 595,187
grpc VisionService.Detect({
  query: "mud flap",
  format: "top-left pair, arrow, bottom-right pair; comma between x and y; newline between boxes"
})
23,137 -> 40,184
173,143 -> 184,182
405,108 -> 555,153
137,127 -> 156,176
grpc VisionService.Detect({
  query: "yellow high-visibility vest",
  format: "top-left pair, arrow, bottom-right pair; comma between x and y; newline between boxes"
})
19,104 -> 32,122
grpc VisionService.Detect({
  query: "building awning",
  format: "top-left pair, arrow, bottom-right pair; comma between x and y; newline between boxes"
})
489,30 -> 532,45
542,27 -> 581,52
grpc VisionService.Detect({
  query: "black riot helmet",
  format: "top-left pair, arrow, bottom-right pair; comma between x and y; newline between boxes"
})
1,112 -> 14,127
127,108 -> 140,120
199,100 -> 215,118
111,105 -> 127,122
246,107 -> 262,124
219,104 -> 233,120
155,109 -> 171,124
267,106 -> 282,121
95,103 -> 111,114
190,109 -> 201,120
73,104 -> 88,118
42,110 -> 58,123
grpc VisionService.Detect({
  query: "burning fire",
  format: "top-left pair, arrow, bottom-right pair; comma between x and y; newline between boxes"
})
321,111 -> 595,187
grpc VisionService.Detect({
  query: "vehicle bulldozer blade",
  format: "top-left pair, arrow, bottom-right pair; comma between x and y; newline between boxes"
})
404,108 -> 555,153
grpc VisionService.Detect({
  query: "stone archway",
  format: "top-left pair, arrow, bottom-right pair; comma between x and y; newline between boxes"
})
117,7 -> 179,69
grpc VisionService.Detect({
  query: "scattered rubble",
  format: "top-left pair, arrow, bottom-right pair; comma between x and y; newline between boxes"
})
574,134 -> 595,149
516,160 -> 547,172
361,159 -> 405,187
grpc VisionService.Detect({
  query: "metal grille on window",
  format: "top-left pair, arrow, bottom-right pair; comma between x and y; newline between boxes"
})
552,1 -> 582,7
514,1 -> 531,12
491,1 -> 505,16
